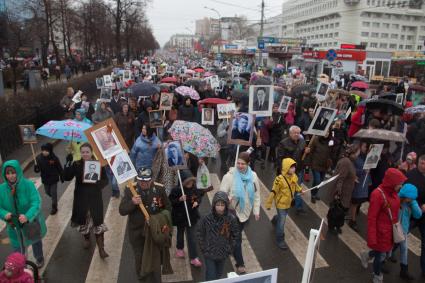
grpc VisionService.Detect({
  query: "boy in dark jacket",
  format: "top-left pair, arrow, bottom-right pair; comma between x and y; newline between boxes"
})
34,143 -> 63,215
197,191 -> 240,281
169,170 -> 202,267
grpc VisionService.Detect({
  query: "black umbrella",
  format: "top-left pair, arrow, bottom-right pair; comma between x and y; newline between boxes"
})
252,76 -> 272,85
366,98 -> 404,116
131,82 -> 160,97
184,79 -> 206,88
216,71 -> 229,78
231,89 -> 248,99
378,92 -> 396,101
233,77 -> 248,84
239,72 -> 251,81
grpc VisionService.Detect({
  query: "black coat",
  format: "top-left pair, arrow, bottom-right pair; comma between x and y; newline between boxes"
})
169,186 -> 202,227
178,105 -> 194,121
406,168 -> 425,223
34,153 -> 63,185
63,160 -> 108,226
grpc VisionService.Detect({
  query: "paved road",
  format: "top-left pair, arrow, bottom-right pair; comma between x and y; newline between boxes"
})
0,140 -> 423,283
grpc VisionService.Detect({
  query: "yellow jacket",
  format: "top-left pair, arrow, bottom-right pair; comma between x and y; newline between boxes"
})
265,158 -> 302,210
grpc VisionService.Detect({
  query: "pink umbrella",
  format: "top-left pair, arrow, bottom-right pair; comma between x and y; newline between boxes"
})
175,86 -> 200,100
185,69 -> 195,75
351,81 -> 369,89
203,72 -> 214,78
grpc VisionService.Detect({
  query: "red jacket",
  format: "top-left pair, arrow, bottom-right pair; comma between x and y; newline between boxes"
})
367,168 -> 406,252
348,105 -> 365,137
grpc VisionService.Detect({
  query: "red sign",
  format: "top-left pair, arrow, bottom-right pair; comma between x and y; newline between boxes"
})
303,50 -> 366,61
340,44 -> 366,50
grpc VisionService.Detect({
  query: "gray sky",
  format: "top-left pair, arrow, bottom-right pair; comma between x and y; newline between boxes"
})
146,0 -> 284,47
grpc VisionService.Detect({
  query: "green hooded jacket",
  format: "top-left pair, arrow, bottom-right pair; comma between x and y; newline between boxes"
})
0,160 -> 47,249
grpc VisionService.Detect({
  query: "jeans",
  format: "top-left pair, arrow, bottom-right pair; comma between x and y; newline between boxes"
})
14,240 -> 44,263
44,183 -> 58,206
311,170 -> 326,198
295,171 -> 304,210
276,208 -> 289,244
369,250 -> 385,276
205,258 -> 225,281
233,219 -> 246,267
419,220 -> 425,273
176,225 -> 198,259
105,166 -> 119,194
399,233 -> 408,265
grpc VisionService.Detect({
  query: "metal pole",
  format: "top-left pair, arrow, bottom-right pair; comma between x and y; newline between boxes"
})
258,0 -> 265,68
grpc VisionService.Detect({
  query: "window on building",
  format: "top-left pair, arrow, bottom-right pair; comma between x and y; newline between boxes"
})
381,33 -> 389,38
382,23 -> 390,28
407,35 -> 414,40
391,34 -> 398,39
392,23 -> 399,29
379,43 -> 388,48
376,61 -> 382,75
370,42 -> 378,48
371,32 -> 379,38
335,22 -> 339,27
400,35 -> 405,40
418,45 -> 423,50
399,45 -> 403,49
330,23 -> 334,28
405,45 -> 413,50
334,32 -> 338,37
389,43 -> 397,49
372,22 -> 380,28
361,32 -> 369,37
362,21 -> 371,27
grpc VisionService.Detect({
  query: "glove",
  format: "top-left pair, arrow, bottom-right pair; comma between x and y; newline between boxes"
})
66,154 -> 73,163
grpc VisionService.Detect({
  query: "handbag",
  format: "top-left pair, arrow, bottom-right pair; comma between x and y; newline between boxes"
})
377,188 -> 405,244
22,220 -> 42,242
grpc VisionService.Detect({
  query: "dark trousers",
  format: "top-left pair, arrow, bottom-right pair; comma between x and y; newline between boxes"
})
205,258 -> 225,281
44,183 -> 58,206
14,240 -> 44,262
176,225 -> 198,259
369,250 -> 385,276
311,170 -> 326,197
419,220 -> 425,273
233,219 -> 246,267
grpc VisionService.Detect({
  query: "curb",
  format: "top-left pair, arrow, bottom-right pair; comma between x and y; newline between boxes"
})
21,139 -> 62,171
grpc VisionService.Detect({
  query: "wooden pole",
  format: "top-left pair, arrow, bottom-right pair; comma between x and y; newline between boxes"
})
302,135 -> 316,161
127,180 -> 150,222
30,144 -> 37,166
234,144 -> 240,167
177,170 -> 192,227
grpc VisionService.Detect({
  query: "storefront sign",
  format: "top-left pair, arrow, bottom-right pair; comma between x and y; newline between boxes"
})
417,61 -> 425,66
303,50 -> 366,61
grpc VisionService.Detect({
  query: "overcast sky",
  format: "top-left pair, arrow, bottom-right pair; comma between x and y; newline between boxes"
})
146,0 -> 285,47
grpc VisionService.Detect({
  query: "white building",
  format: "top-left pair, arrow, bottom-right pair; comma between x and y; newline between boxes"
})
168,34 -> 199,50
282,0 -> 425,78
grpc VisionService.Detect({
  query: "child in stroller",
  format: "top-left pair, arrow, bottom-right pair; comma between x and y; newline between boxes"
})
0,252 -> 39,283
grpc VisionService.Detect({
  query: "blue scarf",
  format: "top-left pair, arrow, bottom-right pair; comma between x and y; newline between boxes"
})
233,167 -> 255,210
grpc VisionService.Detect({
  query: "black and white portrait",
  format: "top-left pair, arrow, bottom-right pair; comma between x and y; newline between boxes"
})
103,75 -> 113,87
396,93 -> 404,105
96,77 -> 104,89
83,160 -> 101,184
227,112 -> 255,146
278,96 -> 291,113
149,66 -> 157,76
100,87 -> 112,101
149,110 -> 163,128
307,106 -> 337,136
109,151 -> 137,184
249,85 -> 273,117
123,70 -> 131,82
19,125 -> 37,144
91,126 -> 123,159
316,82 -> 329,102
364,144 -> 384,170
159,92 -> 173,110
202,108 -> 214,125
164,141 -> 187,169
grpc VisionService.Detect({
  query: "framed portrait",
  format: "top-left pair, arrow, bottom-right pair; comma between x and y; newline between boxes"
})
159,92 -> 173,110
149,110 -> 164,128
91,125 -> 123,159
248,85 -> 273,117
227,112 -> 255,146
100,87 -> 112,102
209,75 -> 220,89
396,93 -> 404,105
103,75 -> 113,87
96,77 -> 104,89
164,140 -> 187,170
19,124 -> 37,144
166,66 -> 175,74
149,66 -> 157,76
108,150 -> 137,184
207,268 -> 278,283
364,144 -> 384,170
123,70 -> 131,82
307,106 -> 337,136
202,108 -> 215,125
217,103 -> 236,119
278,96 -> 291,113
83,160 -> 101,184
316,82 -> 329,102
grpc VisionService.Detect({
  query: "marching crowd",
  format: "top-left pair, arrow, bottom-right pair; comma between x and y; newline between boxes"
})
0,56 -> 425,283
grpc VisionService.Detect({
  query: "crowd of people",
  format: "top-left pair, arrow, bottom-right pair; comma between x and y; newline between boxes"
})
0,55 -> 425,283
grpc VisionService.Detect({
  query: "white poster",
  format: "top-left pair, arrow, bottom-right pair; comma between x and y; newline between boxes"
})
108,151 -> 137,184
363,144 -> 384,170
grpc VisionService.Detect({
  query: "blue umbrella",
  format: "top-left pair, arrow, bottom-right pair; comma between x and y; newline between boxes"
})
405,105 -> 425,114
130,82 -> 160,97
36,120 -> 92,142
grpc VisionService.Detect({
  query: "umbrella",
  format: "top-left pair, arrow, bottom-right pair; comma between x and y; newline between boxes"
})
366,98 -> 404,115
252,76 -> 272,85
328,89 -> 349,96
160,77 -> 177,84
351,81 -> 369,89
159,83 -> 175,92
197,98 -> 229,106
168,120 -> 220,158
131,60 -> 141,67
175,86 -> 200,100
239,72 -> 251,81
36,120 -> 91,142
353,129 -> 406,142
291,84 -> 314,97
233,77 -> 248,84
184,79 -> 205,88
193,68 -> 205,73
131,82 -> 160,97
378,92 -> 396,101
350,90 -> 369,99
185,69 -> 195,75
409,84 -> 425,92
203,72 -> 215,78
405,105 -> 425,114
216,71 -> 228,78
231,89 -> 248,99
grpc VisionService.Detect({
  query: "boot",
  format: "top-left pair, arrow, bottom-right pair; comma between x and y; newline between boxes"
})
50,204 -> 58,215
95,233 -> 109,259
82,234 -> 91,249
400,264 -> 414,281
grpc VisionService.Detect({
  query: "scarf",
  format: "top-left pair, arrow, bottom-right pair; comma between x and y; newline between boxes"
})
233,167 -> 255,211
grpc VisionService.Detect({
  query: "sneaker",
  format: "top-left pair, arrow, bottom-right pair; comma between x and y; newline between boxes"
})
175,249 -> 185,258
360,251 -> 369,269
36,259 -> 45,269
190,258 -> 202,267
372,273 -> 383,283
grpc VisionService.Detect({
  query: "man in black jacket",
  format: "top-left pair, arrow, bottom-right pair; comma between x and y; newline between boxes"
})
406,155 -> 425,278
119,168 -> 171,282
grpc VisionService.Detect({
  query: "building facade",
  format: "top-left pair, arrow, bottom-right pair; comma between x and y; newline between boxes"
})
195,17 -> 219,39
168,34 -> 199,50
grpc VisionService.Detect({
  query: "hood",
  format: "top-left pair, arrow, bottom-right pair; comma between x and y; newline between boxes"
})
380,168 -> 406,192
179,169 -> 196,187
2,160 -> 24,183
41,143 -> 53,154
281,158 -> 296,176
212,191 -> 229,215
398,183 -> 418,200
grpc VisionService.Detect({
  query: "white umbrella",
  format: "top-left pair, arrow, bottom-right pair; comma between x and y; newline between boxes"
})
131,60 -> 141,67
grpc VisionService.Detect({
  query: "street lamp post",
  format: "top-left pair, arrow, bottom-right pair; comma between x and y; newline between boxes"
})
204,6 -> 221,60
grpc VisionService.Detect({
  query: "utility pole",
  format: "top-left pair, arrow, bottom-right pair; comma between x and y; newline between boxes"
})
258,0 -> 265,68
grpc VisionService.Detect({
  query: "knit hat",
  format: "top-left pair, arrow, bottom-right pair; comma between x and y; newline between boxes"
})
4,252 -> 26,278
238,152 -> 250,163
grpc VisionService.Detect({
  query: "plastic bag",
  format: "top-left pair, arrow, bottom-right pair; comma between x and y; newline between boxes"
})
196,163 -> 211,189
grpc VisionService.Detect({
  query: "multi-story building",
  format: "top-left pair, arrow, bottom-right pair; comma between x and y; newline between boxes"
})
282,0 -> 425,79
195,17 -> 220,39
167,34 -> 199,50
